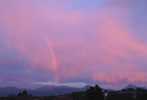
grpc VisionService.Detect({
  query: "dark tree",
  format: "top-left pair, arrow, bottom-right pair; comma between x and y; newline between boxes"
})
17,90 -> 29,97
86,85 -> 104,100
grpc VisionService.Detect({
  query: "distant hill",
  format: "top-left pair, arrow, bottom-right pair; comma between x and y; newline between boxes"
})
1,84 -> 147,100
29,85 -> 85,96
0,85 -> 84,96
0,87 -> 20,96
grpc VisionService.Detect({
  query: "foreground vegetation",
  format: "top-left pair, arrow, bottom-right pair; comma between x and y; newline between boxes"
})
0,85 -> 147,100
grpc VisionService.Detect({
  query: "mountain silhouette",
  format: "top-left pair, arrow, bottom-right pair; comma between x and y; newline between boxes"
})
0,85 -> 84,96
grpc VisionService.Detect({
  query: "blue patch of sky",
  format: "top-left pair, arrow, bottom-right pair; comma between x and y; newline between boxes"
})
127,1 -> 147,43
68,0 -> 104,11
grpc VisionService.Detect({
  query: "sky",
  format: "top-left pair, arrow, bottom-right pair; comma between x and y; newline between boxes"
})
0,0 -> 147,89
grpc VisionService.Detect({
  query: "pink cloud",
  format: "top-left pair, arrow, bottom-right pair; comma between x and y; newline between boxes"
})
1,0 -> 147,85
92,9 -> 147,84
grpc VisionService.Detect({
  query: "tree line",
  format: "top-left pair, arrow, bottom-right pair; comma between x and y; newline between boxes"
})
1,84 -> 147,100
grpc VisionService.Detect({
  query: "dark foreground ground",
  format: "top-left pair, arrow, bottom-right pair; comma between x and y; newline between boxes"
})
1,85 -> 147,100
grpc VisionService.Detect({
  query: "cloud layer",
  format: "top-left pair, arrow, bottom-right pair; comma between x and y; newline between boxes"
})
0,0 -> 147,88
